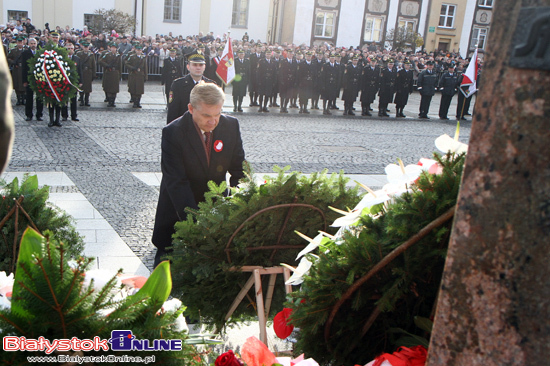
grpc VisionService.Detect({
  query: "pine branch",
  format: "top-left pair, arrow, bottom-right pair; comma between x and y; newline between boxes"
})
0,312 -> 27,336
37,258 -> 67,338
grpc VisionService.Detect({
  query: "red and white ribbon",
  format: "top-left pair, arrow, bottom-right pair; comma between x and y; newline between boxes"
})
41,50 -> 82,102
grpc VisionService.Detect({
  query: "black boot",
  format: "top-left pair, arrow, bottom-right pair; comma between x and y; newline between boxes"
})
84,93 -> 90,106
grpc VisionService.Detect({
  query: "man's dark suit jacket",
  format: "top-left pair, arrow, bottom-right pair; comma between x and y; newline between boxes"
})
152,111 -> 245,251
166,74 -> 214,123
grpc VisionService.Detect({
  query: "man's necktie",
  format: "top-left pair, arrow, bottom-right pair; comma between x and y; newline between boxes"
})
204,131 -> 212,161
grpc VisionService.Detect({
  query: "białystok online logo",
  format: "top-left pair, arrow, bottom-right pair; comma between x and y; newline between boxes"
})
3,330 -> 182,354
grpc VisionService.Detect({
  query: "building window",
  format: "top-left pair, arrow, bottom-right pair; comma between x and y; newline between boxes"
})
471,27 -> 488,49
314,11 -> 336,38
364,16 -> 384,42
439,4 -> 456,28
7,10 -> 28,22
478,0 -> 493,7
398,19 -> 416,35
164,0 -> 181,22
84,14 -> 103,31
232,0 -> 249,27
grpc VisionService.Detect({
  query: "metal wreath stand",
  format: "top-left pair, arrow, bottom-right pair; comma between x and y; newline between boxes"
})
222,202 -> 327,345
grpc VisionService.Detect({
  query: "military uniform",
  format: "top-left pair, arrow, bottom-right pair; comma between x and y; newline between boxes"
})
7,41 -> 26,105
98,44 -> 122,107
377,63 -> 397,117
270,51 -> 281,107
341,60 -> 362,115
320,59 -> 340,115
296,55 -> 316,113
394,65 -> 414,118
278,53 -> 297,113
76,42 -> 96,106
360,63 -> 380,116
438,67 -> 459,119
311,54 -> 324,109
161,52 -> 184,104
256,55 -> 278,112
417,63 -> 438,118
125,47 -> 148,108
248,51 -> 263,106
232,51 -> 249,112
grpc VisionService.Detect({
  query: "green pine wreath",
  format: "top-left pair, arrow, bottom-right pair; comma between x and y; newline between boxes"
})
27,43 -> 80,106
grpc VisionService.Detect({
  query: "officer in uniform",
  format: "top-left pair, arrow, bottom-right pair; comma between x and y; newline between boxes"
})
321,53 -> 340,115
98,47 -> 110,103
7,36 -> 26,105
296,51 -> 316,114
256,50 -> 277,112
248,45 -> 263,106
125,44 -> 147,108
341,56 -> 362,115
166,53 -> 214,123
62,42 -> 81,121
360,57 -> 380,116
417,60 -> 438,119
99,42 -> 122,107
161,48 -> 184,104
76,41 -> 96,107
394,60 -> 414,118
232,49 -> 249,112
438,63 -> 459,120
279,48 -> 297,113
333,53 -> 345,110
377,59 -> 397,117
270,49 -> 281,108
311,50 -> 325,110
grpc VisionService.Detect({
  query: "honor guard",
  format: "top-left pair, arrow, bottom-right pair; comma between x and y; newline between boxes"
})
125,44 -> 148,108
232,49 -> 249,112
270,49 -> 281,108
360,57 -> 380,116
394,60 -> 414,118
256,50 -> 278,112
296,51 -> 316,114
99,42 -> 122,107
377,59 -> 397,117
279,48 -> 298,113
248,45 -> 263,106
342,56 -> 362,115
76,41 -> 96,107
320,53 -> 340,115
161,48 -> 184,104
417,60 -> 438,119
438,63 -> 459,120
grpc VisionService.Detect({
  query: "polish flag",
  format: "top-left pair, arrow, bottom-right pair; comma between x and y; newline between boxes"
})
460,48 -> 479,98
216,38 -> 235,85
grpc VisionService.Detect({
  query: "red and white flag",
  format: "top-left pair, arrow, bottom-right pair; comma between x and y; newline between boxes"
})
460,48 -> 479,98
216,38 -> 235,85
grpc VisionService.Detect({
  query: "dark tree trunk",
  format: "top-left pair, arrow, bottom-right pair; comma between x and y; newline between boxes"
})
426,0 -> 550,365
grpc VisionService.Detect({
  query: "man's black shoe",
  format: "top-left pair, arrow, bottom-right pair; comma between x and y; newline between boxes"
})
54,121 -> 63,127
37,117 -> 43,121
25,117 -> 32,121
238,108 -> 243,112
48,121 -> 54,127
72,118 -> 79,121
62,117 -> 68,121
440,117 -> 449,120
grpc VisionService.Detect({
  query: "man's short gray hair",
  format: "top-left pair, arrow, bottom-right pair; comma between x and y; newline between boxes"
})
190,82 -> 225,107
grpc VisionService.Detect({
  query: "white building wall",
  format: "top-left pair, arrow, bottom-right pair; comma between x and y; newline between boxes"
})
2,0 -> 33,24
145,0 -> 202,38
293,0 -> 314,45
336,0 -> 366,47
230,0 -> 272,42
209,0 -> 232,39
459,0 -> 476,56
386,0 -> 400,48
73,0 -> 115,31
417,0 -> 430,37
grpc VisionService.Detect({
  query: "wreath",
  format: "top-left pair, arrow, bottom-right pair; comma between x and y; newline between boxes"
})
27,43 -> 80,106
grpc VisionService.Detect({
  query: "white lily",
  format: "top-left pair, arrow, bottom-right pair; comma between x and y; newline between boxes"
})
162,298 -> 182,313
0,295 -> 11,310
385,158 -> 423,186
295,231 -> 335,260
0,272 -> 14,289
282,256 -> 316,286
435,122 -> 468,154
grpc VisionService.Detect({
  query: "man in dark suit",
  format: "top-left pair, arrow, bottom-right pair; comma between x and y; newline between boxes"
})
22,37 -> 43,121
152,82 -> 246,267
161,48 -> 183,104
166,53 -> 214,124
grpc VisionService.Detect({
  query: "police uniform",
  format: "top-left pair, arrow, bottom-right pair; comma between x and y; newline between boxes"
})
125,44 -> 148,108
98,42 -> 122,107
7,38 -> 26,105
232,49 -> 249,112
76,41 -> 96,106
270,50 -> 281,107
166,53 -> 214,124
161,49 -> 184,104
311,52 -> 324,109
256,53 -> 278,112
377,61 -> 397,117
248,50 -> 263,106
417,61 -> 438,119
438,65 -> 459,119
321,56 -> 340,115
278,50 -> 297,113
360,61 -> 380,116
341,58 -> 362,115
394,61 -> 414,118
296,52 -> 316,113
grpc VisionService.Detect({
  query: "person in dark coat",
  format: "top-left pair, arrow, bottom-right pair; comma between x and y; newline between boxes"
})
76,41 -> 96,107
7,37 -> 26,105
332,53 -> 345,110
270,49 -> 281,108
248,45 -> 263,106
232,49 -> 249,112
22,38 -> 43,121
438,64 -> 459,120
341,56 -> 362,115
377,59 -> 397,117
360,58 -> 379,116
417,60 -> 438,119
320,53 -> 340,115
98,42 -> 122,107
256,51 -> 278,112
161,48 -> 184,104
152,83 -> 245,267
125,44 -> 148,108
61,42 -> 81,121
296,51 -> 316,114
278,48 -> 297,113
311,50 -> 324,110
394,60 -> 414,118
166,53 -> 214,124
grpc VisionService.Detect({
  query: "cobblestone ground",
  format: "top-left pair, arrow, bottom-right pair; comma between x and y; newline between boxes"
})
7,82 -> 472,270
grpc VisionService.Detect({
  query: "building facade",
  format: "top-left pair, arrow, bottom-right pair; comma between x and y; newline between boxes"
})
1,0 -> 493,56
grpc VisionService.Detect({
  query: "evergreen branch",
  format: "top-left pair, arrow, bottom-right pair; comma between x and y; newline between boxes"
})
37,258 -> 67,338
15,279 -> 53,309
0,312 -> 27,336
324,205 -> 456,347
92,269 -> 123,308
59,243 -> 64,281
65,287 -> 95,313
62,262 -> 87,308
18,262 -> 34,281
65,312 -> 97,326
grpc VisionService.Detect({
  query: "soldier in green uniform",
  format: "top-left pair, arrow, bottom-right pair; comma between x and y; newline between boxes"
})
125,44 -> 147,108
7,37 -> 26,105
98,48 -> 110,102
99,42 -> 122,107
76,41 -> 96,107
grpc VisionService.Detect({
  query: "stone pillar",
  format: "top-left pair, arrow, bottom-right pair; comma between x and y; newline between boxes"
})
426,1 -> 550,365
0,46 -> 15,174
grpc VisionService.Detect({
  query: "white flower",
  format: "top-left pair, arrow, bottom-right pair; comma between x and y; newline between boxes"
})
295,231 -> 335,260
282,256 -> 315,286
173,313 -> 188,332
162,298 -> 182,313
83,269 -> 121,293
0,296 -> 11,310
385,158 -> 423,186
435,122 -> 468,154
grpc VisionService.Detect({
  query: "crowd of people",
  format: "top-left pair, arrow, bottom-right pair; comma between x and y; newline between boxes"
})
3,18 -> 481,126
